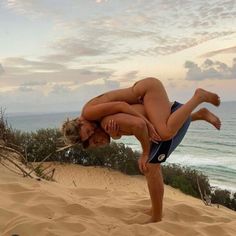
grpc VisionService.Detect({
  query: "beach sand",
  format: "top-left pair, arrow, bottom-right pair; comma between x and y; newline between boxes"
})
0,158 -> 236,236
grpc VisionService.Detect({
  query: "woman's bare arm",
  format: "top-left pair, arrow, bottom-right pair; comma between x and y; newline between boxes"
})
83,101 -> 145,121
101,113 -> 151,173
82,102 -> 161,141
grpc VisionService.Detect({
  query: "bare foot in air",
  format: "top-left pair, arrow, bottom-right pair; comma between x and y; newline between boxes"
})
197,108 -> 221,130
195,88 -> 221,107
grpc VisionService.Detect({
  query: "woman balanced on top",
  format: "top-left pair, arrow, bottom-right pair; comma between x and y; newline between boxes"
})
62,77 -> 220,165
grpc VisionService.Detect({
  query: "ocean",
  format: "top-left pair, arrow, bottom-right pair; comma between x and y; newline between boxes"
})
6,101 -> 236,192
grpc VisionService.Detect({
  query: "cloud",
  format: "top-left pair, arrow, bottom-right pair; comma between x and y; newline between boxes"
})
5,0 -> 38,15
1,78 -> 120,113
3,57 -> 66,72
0,64 -> 5,75
41,36 -> 112,63
4,0 -> 62,19
96,0 -> 108,3
11,67 -> 113,86
200,46 -> 236,57
0,74 -> 121,113
50,38 -> 106,57
41,54 -> 76,63
103,78 -> 120,89
49,84 -> 72,95
166,78 -> 177,88
2,0 -> 236,112
18,86 -> 34,92
184,58 -> 236,80
21,0 -> 234,60
1,56 -> 115,88
21,81 -> 48,86
50,77 -> 119,97
18,81 -> 48,92
121,70 -> 139,82
149,31 -> 236,56
4,0 -> 236,60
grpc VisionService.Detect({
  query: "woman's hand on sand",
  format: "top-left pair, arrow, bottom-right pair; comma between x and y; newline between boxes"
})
104,119 -> 120,137
138,154 -> 149,174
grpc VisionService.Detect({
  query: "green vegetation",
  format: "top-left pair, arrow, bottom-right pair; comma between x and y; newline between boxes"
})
0,110 -> 235,211
162,164 -> 211,198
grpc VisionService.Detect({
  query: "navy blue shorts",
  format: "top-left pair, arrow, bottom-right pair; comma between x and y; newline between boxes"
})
148,101 -> 191,163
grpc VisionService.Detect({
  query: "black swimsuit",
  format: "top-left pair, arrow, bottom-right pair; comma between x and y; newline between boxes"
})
148,101 -> 191,163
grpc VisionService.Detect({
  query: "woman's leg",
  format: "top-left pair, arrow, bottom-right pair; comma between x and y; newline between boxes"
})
144,163 -> 164,223
132,78 -> 220,140
190,108 -> 221,130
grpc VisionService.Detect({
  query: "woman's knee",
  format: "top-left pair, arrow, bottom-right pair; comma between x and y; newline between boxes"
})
145,164 -> 161,178
143,77 -> 159,82
142,77 -> 161,87
159,133 -> 172,141
133,77 -> 162,97
158,128 -> 177,141
145,173 -> 159,183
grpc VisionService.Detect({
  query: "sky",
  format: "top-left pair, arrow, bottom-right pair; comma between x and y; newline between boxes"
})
0,0 -> 236,113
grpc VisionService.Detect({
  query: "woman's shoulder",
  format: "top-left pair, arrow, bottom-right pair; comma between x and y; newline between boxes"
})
85,93 -> 107,106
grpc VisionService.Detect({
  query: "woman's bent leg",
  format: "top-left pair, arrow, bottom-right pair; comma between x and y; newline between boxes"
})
132,78 -> 220,139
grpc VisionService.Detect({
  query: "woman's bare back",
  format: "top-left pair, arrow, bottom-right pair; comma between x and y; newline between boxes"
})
85,78 -> 165,108
85,87 -> 142,107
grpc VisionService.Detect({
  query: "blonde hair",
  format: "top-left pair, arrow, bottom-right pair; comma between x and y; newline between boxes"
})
61,118 -> 82,145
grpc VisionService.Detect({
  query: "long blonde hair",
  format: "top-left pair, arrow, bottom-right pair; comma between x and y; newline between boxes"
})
61,118 -> 82,144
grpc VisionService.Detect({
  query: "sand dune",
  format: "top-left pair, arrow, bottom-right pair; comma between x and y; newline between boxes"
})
0,160 -> 236,236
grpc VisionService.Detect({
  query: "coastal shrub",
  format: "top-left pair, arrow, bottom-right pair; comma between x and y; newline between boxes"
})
172,175 -> 197,196
23,129 -> 62,162
162,164 -> 211,198
211,189 -> 232,208
7,125 -> 140,175
232,193 -> 236,211
0,109 -> 20,147
71,142 -> 140,175
4,126 -> 67,163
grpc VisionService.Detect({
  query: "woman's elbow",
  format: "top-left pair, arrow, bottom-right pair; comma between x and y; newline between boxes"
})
117,101 -> 129,112
133,119 -> 147,132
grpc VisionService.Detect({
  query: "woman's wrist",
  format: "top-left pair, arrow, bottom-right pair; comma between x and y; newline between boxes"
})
142,152 -> 149,157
